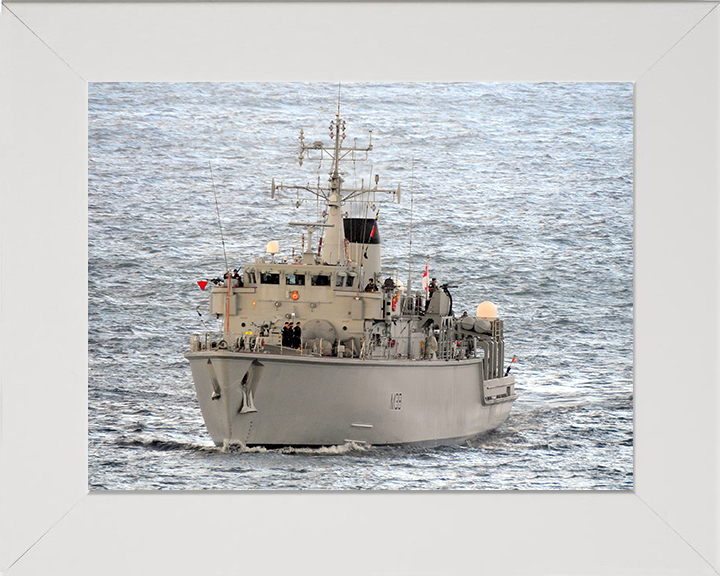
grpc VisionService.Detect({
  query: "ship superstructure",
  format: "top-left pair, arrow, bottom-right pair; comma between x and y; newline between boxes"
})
185,104 -> 517,447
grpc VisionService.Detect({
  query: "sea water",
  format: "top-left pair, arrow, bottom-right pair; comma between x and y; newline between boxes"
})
88,82 -> 633,490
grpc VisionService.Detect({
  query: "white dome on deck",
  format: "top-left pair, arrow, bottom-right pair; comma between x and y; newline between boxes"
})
476,301 -> 498,320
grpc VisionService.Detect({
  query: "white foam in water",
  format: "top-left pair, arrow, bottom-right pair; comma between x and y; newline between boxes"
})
277,442 -> 371,455
220,439 -> 268,454
218,439 -> 369,456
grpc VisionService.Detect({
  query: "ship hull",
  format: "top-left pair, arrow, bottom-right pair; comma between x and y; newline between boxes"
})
186,351 -> 517,447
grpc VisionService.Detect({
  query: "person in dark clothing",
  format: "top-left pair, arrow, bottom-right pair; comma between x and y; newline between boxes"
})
292,322 -> 302,349
232,269 -> 243,287
364,278 -> 378,292
281,322 -> 291,347
424,278 -> 439,313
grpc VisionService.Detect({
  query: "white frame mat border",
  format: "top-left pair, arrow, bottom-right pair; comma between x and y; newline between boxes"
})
1,2 -> 719,575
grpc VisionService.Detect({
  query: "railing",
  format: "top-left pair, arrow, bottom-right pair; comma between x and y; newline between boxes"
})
190,331 -> 269,353
189,331 -> 319,356
189,322 -> 501,365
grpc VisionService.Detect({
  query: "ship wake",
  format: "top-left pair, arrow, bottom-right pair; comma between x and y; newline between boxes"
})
221,439 -> 370,455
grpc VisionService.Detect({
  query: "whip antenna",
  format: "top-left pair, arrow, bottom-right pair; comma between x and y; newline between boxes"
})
209,161 -> 230,272
407,157 -> 415,298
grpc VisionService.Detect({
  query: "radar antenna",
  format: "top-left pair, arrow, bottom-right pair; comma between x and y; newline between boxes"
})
271,103 -> 401,265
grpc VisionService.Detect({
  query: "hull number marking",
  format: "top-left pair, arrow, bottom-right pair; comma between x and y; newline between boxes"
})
390,393 -> 402,411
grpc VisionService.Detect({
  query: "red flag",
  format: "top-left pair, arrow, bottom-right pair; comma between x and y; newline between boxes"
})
421,262 -> 429,291
369,225 -> 376,238
198,281 -> 208,291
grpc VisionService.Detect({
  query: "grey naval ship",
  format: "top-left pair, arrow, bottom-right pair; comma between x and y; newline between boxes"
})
185,105 -> 518,448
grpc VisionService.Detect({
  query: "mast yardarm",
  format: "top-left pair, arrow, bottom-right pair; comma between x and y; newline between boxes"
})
273,107 -> 401,266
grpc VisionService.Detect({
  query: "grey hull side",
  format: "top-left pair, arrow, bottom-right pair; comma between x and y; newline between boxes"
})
186,351 -> 516,447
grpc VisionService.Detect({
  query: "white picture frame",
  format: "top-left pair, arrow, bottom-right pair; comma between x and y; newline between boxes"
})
1,2 -> 718,574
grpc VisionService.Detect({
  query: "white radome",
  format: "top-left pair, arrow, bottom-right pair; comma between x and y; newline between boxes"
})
476,301 -> 498,320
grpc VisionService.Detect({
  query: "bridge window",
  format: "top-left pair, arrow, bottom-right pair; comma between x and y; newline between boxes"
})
286,273 -> 305,286
260,272 -> 280,284
346,274 -> 356,287
311,274 -> 331,286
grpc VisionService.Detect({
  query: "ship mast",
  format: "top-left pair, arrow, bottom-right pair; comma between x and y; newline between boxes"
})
272,100 -> 401,266
324,108 -> 346,265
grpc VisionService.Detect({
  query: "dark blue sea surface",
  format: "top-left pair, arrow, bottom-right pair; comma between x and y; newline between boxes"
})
88,82 -> 633,490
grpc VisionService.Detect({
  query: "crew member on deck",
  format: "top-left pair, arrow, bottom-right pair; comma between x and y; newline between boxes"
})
282,322 -> 291,347
364,278 -> 378,292
293,322 -> 302,349
232,269 -> 243,287
425,278 -> 439,312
